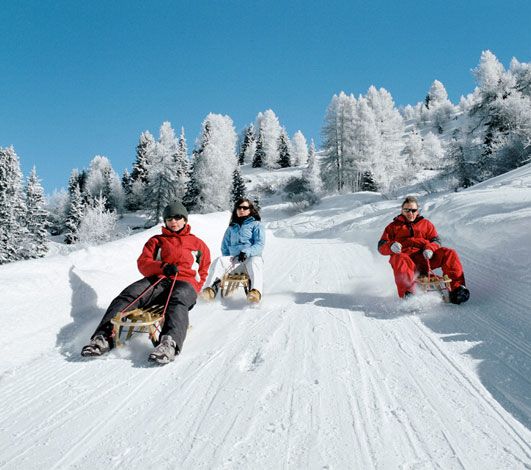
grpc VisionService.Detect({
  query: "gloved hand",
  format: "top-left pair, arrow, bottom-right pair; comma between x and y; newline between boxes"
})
390,242 -> 402,254
163,264 -> 178,277
237,252 -> 248,262
423,249 -> 434,260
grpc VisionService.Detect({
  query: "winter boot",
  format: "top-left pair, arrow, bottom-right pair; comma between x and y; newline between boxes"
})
81,334 -> 111,357
247,289 -> 261,303
449,285 -> 470,305
201,279 -> 220,301
403,291 -> 414,299
148,335 -> 178,364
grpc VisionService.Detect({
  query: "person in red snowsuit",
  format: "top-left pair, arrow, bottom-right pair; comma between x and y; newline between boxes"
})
378,196 -> 470,304
81,201 -> 211,363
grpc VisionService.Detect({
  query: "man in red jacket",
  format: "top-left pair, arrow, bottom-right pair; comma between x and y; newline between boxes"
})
378,196 -> 470,304
81,201 -> 211,364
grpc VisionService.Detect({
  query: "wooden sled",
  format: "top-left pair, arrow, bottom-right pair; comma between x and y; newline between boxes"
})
111,305 -> 164,347
220,272 -> 250,298
416,273 -> 452,302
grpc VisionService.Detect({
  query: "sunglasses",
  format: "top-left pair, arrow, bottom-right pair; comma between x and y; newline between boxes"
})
402,208 -> 418,213
165,215 -> 185,221
237,206 -> 250,210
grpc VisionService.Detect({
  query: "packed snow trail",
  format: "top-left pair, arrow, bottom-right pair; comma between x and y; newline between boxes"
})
1,167 -> 531,469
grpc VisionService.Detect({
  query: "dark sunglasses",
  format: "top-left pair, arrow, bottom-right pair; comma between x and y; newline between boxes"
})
237,205 -> 250,210
165,214 -> 185,221
402,208 -> 418,213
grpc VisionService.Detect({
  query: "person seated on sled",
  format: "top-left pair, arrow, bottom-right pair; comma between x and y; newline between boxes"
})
201,198 -> 265,302
377,196 -> 470,304
81,201 -> 211,364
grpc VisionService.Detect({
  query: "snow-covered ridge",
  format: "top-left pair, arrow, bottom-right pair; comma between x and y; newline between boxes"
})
0,164 -> 530,468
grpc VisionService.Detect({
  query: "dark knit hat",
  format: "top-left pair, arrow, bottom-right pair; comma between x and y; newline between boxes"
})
163,201 -> 189,221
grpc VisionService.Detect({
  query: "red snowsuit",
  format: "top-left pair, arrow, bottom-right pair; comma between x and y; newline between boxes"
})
378,214 -> 465,297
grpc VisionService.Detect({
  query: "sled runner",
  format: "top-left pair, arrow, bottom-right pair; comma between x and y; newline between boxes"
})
220,272 -> 250,298
111,305 -> 164,347
415,260 -> 452,302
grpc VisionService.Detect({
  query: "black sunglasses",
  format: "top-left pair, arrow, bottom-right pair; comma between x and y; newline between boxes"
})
165,214 -> 185,221
402,208 -> 418,213
237,205 -> 250,210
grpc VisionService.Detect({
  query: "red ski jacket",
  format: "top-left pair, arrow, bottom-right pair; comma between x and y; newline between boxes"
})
137,224 -> 211,293
378,214 -> 441,256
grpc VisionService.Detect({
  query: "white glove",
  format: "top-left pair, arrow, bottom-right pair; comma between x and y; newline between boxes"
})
390,242 -> 402,254
423,249 -> 434,259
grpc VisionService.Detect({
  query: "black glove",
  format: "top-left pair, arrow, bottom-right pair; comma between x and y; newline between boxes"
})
237,252 -> 248,262
163,264 -> 178,277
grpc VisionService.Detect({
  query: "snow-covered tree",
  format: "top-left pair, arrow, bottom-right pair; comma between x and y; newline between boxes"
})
255,109 -> 282,169
64,170 -> 85,244
23,167 -> 48,258
302,139 -> 322,194
84,155 -> 124,212
402,129 -> 424,170
238,124 -> 256,165
291,131 -> 308,166
231,167 -> 247,203
423,80 -> 456,133
0,146 -> 27,263
422,132 -> 445,170
184,114 -> 238,213
77,194 -> 118,245
321,92 -> 357,192
46,189 -> 69,235
252,130 -> 266,168
131,131 -> 154,184
277,129 -> 292,168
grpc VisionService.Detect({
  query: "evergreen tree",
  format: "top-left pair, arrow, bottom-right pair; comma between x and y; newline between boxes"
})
64,170 -> 85,244
131,131 -> 154,183
184,114 -> 237,213
173,127 -> 191,200
302,139 -> 322,194
291,131 -> 308,166
252,130 -> 265,168
84,156 -> 124,212
0,146 -> 27,264
277,129 -> 292,168
255,109 -> 282,169
77,193 -> 118,245
24,167 -> 48,258
231,167 -> 247,203
321,92 -> 357,192
238,125 -> 256,165
122,168 -> 133,210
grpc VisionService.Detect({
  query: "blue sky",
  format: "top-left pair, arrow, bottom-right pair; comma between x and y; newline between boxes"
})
1,0 -> 530,193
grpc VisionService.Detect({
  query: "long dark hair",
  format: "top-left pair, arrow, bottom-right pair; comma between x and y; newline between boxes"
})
229,198 -> 261,225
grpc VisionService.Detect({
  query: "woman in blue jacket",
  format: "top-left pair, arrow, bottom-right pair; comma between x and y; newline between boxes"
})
202,198 -> 265,302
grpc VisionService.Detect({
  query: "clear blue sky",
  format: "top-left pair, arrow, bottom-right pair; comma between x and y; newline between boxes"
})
1,0 -> 530,193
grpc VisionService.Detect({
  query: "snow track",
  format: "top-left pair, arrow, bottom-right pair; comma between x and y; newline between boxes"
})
1,175 -> 531,468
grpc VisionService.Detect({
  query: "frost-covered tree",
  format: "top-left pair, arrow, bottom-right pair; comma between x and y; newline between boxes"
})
24,167 -> 48,258
172,127 -> 190,201
402,129 -> 424,170
64,170 -> 85,244
291,131 -> 308,166
366,86 -> 405,192
252,130 -> 265,168
255,109 -> 282,169
422,80 -> 456,133
77,193 -> 118,245
422,132 -> 445,170
277,129 -> 292,168
185,114 -> 238,213
131,131 -> 154,184
46,189 -> 69,235
239,124 -> 256,165
178,127 -> 189,161
84,156 -> 124,212
302,139 -> 322,195
321,92 -> 357,192
121,168 -> 134,210
0,146 -> 27,264
231,167 -> 247,203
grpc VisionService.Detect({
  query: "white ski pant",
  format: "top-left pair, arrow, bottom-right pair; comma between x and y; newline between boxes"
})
205,255 -> 264,293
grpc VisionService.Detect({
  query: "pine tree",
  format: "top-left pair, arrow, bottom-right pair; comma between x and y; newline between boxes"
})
131,131 -> 154,183
84,156 -> 124,212
24,166 -> 48,258
238,125 -> 256,165
64,171 -> 85,244
277,129 -> 292,168
122,168 -> 134,210
184,114 -> 238,213
231,167 -> 247,203
252,130 -> 265,168
302,139 -> 322,194
255,109 -> 282,169
77,193 -> 118,245
0,146 -> 27,264
291,131 -> 308,166
173,127 -> 190,200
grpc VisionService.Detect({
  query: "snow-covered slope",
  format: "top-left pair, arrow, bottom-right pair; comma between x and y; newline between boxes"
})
0,165 -> 530,469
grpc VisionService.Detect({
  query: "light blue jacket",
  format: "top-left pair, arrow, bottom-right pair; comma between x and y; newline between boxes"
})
221,217 -> 265,257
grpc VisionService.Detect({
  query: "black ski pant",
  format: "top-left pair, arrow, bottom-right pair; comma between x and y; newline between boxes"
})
92,277 -> 197,352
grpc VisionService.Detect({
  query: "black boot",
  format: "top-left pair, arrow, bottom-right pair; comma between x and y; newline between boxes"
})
449,285 -> 470,305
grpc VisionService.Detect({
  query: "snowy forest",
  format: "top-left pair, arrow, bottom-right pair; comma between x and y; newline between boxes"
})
1,50 -> 530,265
